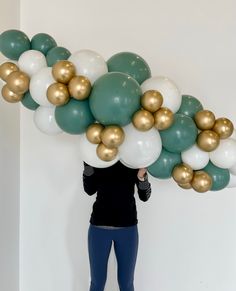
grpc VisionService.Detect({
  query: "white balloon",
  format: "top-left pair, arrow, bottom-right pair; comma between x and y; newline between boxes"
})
18,50 -> 47,76
34,106 -> 62,135
181,144 -> 209,170
119,124 -> 162,168
141,76 -> 182,113
230,129 -> 236,140
227,174 -> 236,188
209,138 -> 236,169
78,134 -> 119,168
230,163 -> 236,175
69,49 -> 108,84
29,67 -> 54,107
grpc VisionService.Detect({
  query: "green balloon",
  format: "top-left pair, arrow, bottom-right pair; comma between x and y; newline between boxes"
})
160,114 -> 198,153
55,98 -> 95,134
21,91 -> 39,110
46,46 -> 71,67
203,161 -> 230,191
89,72 -> 142,126
0,29 -> 30,60
107,52 -> 151,84
148,148 -> 181,179
31,33 -> 57,55
177,95 -> 203,118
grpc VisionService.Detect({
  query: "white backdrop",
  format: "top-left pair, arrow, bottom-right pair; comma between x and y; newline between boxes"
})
18,0 -> 236,291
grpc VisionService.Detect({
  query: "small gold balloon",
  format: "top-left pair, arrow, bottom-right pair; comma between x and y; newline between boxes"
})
172,163 -> 193,184
0,62 -> 19,81
178,182 -> 192,189
96,143 -> 118,161
212,117 -> 234,139
86,123 -> 104,144
6,71 -> 29,94
132,109 -> 154,131
52,60 -> 76,84
141,90 -> 163,112
1,84 -> 23,103
68,75 -> 91,100
191,171 -> 212,193
194,110 -> 215,130
197,130 -> 220,152
101,125 -> 125,148
153,107 -> 174,130
47,82 -> 70,106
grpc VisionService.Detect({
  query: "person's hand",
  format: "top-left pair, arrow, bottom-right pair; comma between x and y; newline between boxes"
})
137,168 -> 147,181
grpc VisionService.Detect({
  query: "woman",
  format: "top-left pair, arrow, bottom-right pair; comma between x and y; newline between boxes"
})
83,160 -> 151,291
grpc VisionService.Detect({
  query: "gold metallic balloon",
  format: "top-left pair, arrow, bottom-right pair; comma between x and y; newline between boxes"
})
47,82 -> 70,106
141,90 -> 163,113
212,117 -> 234,139
52,60 -> 76,84
172,163 -> 193,184
178,182 -> 192,189
197,130 -> 220,152
96,143 -> 118,161
86,123 -> 104,144
132,109 -> 154,131
68,75 -> 91,100
1,84 -> 23,103
0,62 -> 19,81
6,71 -> 30,94
191,171 -> 212,193
194,110 -> 215,130
101,125 -> 125,148
153,107 -> 174,130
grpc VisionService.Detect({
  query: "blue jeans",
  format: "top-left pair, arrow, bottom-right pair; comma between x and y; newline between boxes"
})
88,224 -> 139,291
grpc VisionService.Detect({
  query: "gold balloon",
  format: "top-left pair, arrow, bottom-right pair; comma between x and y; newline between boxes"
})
101,125 -> 125,148
141,90 -> 163,112
1,84 -> 23,103
194,110 -> 215,130
191,171 -> 212,193
153,107 -> 174,130
197,130 -> 220,152
47,82 -> 70,106
6,71 -> 30,94
52,60 -> 76,84
178,182 -> 192,189
86,123 -> 104,144
96,143 -> 118,161
0,62 -> 19,81
68,75 -> 91,100
172,163 -> 193,184
132,109 -> 154,131
212,117 -> 234,139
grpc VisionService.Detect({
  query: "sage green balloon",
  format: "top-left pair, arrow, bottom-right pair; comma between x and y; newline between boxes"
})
55,98 -> 95,134
31,33 -> 57,55
46,46 -> 71,67
148,148 -> 182,179
203,161 -> 230,191
21,91 -> 39,110
160,114 -> 198,153
177,95 -> 203,118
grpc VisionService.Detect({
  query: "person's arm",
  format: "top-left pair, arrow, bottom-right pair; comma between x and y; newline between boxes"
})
83,162 -> 98,195
136,168 -> 151,202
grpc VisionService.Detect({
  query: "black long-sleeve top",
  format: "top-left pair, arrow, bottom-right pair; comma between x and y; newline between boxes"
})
83,161 -> 151,227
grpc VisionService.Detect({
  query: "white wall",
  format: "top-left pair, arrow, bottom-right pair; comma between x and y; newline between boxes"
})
19,0 -> 236,291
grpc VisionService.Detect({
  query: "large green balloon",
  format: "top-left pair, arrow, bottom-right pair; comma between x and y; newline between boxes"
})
0,29 -> 31,60
46,46 -> 71,67
89,72 -> 142,126
107,52 -> 151,84
55,98 -> 95,134
203,161 -> 230,191
31,33 -> 57,55
21,91 -> 39,111
148,148 -> 182,179
160,113 -> 198,153
177,95 -> 203,118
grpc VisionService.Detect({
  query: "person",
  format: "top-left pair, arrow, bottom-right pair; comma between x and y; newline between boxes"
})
83,160 -> 151,291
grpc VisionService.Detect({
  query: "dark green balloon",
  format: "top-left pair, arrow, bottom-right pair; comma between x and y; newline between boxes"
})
177,95 -> 203,118
46,46 -> 71,67
21,91 -> 39,110
55,98 -> 95,134
203,161 -> 230,191
89,72 -> 142,126
31,33 -> 57,55
107,52 -> 151,84
0,29 -> 30,60
160,113 -> 198,153
148,148 -> 182,179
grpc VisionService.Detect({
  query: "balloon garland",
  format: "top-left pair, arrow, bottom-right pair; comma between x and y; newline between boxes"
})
1,29 -> 236,193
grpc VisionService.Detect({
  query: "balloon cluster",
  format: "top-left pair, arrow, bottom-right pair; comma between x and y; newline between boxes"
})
1,29 -> 236,192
